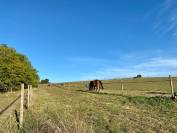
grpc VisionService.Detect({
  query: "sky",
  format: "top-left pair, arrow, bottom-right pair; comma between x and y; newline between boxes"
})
0,0 -> 177,82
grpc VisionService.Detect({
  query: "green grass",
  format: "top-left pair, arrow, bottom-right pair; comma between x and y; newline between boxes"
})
1,77 -> 177,133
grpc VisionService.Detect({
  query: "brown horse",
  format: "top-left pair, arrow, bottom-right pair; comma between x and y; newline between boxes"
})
89,80 -> 104,91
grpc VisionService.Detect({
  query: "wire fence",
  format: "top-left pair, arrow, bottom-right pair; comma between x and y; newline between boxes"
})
57,76 -> 177,98
0,95 -> 21,116
0,84 -> 33,132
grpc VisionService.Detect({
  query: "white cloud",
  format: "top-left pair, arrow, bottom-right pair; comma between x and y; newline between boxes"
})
153,0 -> 177,37
82,57 -> 177,80
134,58 -> 177,69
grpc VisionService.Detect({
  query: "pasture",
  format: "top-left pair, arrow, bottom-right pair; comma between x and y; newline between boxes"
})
0,91 -> 20,118
1,77 -> 177,133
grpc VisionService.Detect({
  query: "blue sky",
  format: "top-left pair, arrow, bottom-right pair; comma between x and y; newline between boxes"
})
0,0 -> 177,82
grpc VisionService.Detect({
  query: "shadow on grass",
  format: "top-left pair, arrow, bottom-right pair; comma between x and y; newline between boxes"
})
74,90 -> 175,108
75,90 -> 170,98
75,90 -> 124,97
146,91 -> 169,95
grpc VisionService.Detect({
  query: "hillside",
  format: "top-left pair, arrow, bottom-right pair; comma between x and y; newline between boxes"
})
1,77 -> 177,133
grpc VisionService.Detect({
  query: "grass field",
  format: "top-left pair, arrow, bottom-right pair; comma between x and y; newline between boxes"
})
0,90 -> 21,133
0,91 -> 20,118
1,77 -> 177,133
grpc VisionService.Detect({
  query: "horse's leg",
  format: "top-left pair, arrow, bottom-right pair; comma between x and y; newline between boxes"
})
99,81 -> 104,90
94,82 -> 96,92
97,86 -> 99,92
97,81 -> 100,92
98,86 -> 100,92
90,83 -> 93,91
89,83 -> 91,91
95,86 -> 98,92
95,84 -> 98,92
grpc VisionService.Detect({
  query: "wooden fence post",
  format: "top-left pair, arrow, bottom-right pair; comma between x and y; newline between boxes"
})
30,85 -> 32,104
20,83 -> 24,129
121,80 -> 124,95
169,75 -> 175,98
27,85 -> 30,109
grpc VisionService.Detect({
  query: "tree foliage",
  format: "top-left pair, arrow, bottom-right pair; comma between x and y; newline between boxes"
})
133,74 -> 142,79
137,74 -> 142,78
0,44 -> 39,89
41,79 -> 49,84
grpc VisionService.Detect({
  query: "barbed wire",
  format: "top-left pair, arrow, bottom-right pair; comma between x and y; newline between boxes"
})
0,89 -> 30,132
0,95 -> 21,116
103,79 -> 177,84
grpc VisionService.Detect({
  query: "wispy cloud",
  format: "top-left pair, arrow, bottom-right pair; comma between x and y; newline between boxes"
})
82,57 -> 177,80
153,0 -> 177,37
134,58 -> 177,70
66,51 -> 177,81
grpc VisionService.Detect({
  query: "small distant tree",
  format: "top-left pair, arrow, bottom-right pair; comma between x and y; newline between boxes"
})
41,79 -> 49,84
137,75 -> 142,78
133,75 -> 142,79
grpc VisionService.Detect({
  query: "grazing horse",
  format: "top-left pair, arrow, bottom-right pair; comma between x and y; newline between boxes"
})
89,80 -> 104,91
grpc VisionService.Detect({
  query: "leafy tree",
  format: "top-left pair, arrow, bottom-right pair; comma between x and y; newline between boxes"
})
41,79 -> 49,84
137,75 -> 142,78
0,44 -> 40,89
133,74 -> 142,79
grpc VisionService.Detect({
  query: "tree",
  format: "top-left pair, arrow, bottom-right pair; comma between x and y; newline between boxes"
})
41,79 -> 49,84
133,74 -> 142,79
137,75 -> 142,78
0,44 -> 40,89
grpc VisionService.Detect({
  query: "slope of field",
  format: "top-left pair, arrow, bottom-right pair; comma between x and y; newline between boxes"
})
0,77 -> 177,132
18,77 -> 177,133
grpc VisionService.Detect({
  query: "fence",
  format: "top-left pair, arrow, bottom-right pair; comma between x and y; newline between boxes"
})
103,75 -> 176,98
0,84 -> 33,132
58,75 -> 177,99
